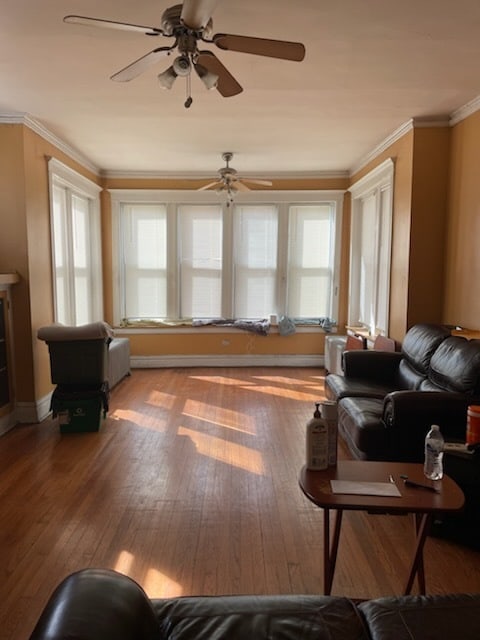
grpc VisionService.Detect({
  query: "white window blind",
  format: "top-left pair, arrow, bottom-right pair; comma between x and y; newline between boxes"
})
287,205 -> 333,318
121,204 -> 168,319
233,205 -> 278,318
52,185 -> 69,323
71,194 -> 93,325
179,204 -> 223,318
357,193 -> 376,327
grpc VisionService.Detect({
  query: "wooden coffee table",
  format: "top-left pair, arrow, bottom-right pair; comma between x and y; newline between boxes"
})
299,460 -> 464,595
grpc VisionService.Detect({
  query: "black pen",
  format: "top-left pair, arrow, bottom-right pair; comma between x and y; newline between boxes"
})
403,478 -> 439,493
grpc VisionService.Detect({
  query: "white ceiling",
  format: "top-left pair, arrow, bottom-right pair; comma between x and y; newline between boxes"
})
2,0 -> 480,178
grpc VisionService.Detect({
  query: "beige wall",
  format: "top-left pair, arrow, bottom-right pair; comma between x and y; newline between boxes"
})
127,331 -> 326,358
444,111 -> 480,329
0,125 -> 33,402
408,127 -> 450,327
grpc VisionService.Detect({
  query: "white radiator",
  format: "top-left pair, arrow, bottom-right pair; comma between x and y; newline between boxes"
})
324,335 -> 347,375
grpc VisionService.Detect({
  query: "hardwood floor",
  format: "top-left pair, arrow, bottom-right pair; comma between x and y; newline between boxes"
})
1,367 -> 480,638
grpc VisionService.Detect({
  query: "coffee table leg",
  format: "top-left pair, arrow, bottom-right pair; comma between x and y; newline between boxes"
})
404,513 -> 430,595
323,508 -> 343,595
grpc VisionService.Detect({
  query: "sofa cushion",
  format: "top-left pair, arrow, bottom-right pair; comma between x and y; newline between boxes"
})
326,375 -> 400,401
338,397 -> 387,460
422,336 -> 480,396
325,351 -> 404,401
153,594 -> 369,640
396,323 -> 451,389
358,593 -> 480,640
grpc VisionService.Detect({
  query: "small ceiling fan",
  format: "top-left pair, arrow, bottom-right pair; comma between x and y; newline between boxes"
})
198,152 -> 273,205
64,0 -> 305,107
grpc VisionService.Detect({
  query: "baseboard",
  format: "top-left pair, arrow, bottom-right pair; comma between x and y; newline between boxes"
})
15,391 -> 52,425
130,354 -> 325,368
0,411 -> 17,436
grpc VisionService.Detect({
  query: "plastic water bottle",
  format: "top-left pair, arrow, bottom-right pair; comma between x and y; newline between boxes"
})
424,424 -> 444,480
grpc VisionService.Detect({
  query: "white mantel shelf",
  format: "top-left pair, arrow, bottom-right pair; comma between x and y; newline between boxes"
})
0,272 -> 19,285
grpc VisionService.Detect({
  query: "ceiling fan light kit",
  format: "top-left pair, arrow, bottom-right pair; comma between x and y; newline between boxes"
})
63,0 -> 306,108
157,65 -> 178,89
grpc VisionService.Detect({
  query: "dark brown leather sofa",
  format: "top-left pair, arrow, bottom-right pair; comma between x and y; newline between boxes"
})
325,324 -> 480,462
28,568 -> 480,640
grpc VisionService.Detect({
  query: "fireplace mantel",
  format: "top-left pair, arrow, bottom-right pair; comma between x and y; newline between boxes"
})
0,272 -> 19,286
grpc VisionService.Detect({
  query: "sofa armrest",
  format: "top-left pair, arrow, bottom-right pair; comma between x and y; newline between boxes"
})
359,593 -> 480,640
29,569 -> 159,640
382,391 -> 471,462
343,350 -> 403,382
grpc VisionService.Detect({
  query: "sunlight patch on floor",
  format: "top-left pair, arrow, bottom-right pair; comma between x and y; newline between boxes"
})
183,399 -> 256,434
252,375 -> 323,386
114,550 -> 134,574
143,567 -> 183,598
146,389 -> 177,409
111,408 -> 167,431
178,426 -> 265,475
244,385 -> 323,402
189,375 -> 256,386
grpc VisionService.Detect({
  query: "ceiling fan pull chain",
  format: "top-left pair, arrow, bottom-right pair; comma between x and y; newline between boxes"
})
184,71 -> 193,108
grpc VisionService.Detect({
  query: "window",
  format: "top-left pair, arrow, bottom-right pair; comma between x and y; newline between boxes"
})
48,158 -> 103,325
348,158 -> 394,335
111,190 -> 344,326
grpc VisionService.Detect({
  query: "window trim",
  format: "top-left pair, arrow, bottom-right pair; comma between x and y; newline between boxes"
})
110,189 -> 345,328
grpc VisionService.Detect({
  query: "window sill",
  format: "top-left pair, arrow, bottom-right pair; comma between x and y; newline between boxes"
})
113,324 -> 329,335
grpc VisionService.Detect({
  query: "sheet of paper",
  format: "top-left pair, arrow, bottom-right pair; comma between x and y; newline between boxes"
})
330,480 -> 402,497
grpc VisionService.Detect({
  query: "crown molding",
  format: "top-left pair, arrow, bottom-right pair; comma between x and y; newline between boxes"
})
101,168 -> 349,180
349,119 -> 414,176
0,112 -> 100,175
349,113 -> 452,176
450,94 -> 480,126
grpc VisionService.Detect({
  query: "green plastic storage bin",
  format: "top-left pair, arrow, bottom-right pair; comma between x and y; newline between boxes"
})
56,395 -> 103,433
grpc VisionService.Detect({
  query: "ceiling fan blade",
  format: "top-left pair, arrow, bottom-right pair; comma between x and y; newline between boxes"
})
198,180 -> 221,191
241,178 -> 273,187
234,181 -> 251,192
180,0 -> 221,29
63,14 -> 164,36
197,51 -> 242,97
110,46 -> 175,82
213,33 -> 305,61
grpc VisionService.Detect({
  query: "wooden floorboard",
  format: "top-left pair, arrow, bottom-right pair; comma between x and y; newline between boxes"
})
1,367 -> 480,639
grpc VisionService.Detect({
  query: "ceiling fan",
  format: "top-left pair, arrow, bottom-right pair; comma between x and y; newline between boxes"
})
198,152 -> 273,205
63,0 -> 306,107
